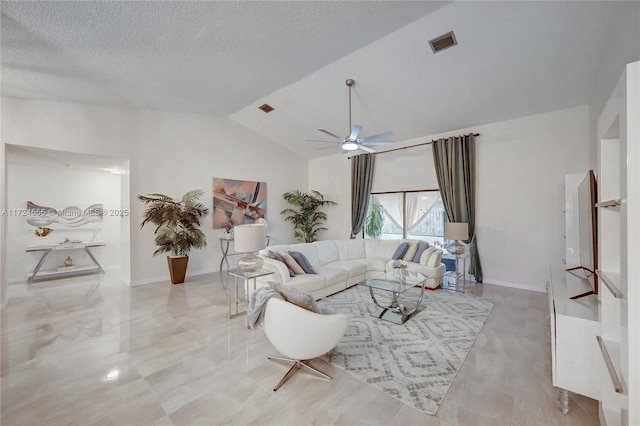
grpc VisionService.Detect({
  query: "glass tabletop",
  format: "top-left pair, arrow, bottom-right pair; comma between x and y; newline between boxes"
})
359,269 -> 431,294
227,268 -> 274,279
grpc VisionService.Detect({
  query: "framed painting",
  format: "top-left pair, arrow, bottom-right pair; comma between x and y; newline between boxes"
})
212,178 -> 267,228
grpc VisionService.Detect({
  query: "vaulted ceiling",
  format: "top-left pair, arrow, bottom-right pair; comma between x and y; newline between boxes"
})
2,1 -> 638,159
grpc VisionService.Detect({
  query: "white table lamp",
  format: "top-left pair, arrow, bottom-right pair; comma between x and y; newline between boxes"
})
445,222 -> 468,255
234,224 -> 266,272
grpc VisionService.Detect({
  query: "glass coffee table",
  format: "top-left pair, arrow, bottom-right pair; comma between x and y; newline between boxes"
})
358,270 -> 431,324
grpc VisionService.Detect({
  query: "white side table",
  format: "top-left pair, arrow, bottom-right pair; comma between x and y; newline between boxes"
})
228,268 -> 274,328
442,251 -> 470,292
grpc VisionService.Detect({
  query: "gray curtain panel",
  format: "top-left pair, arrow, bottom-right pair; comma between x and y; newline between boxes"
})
432,134 -> 483,283
350,153 -> 375,239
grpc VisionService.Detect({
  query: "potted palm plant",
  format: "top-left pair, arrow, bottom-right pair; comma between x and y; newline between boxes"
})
138,189 -> 209,284
281,189 -> 336,243
365,201 -> 384,239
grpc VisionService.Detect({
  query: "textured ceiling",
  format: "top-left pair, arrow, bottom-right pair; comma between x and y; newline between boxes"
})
1,1 -> 444,115
2,1 -> 638,159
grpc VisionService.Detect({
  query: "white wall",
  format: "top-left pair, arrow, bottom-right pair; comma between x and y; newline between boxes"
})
309,105 -> 590,292
5,161 -> 122,282
588,2 -> 640,168
1,131 -> 6,307
1,97 -> 308,286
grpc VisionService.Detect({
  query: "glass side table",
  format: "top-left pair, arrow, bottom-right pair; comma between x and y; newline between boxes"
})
228,268 -> 274,328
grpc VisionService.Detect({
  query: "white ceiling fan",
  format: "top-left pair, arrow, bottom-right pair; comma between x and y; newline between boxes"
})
307,79 -> 395,153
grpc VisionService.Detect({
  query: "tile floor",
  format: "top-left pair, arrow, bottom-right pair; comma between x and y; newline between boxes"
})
1,271 -> 599,425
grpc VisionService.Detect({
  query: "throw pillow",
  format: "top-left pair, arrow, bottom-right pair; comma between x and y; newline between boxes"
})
277,251 -> 306,275
402,242 -> 419,262
269,283 -> 321,313
392,242 -> 409,260
268,251 -> 294,277
412,240 -> 430,263
289,251 -> 317,274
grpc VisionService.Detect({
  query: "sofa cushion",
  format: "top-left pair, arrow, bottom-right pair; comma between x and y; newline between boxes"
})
269,283 -> 321,313
392,242 -> 409,260
412,240 -> 430,263
314,240 -> 340,265
289,251 -> 316,274
329,260 -> 367,278
278,251 -> 306,275
335,239 -> 366,261
364,239 -> 401,259
402,241 -> 419,262
358,257 -> 388,272
313,264 -> 350,285
288,243 -> 321,267
286,274 -> 326,294
268,251 -> 295,277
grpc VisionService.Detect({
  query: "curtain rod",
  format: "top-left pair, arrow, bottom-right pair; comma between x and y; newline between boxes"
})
347,132 -> 480,159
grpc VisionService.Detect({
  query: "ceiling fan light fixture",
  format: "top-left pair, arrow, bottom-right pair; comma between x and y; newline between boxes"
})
342,142 -> 358,151
309,78 -> 394,154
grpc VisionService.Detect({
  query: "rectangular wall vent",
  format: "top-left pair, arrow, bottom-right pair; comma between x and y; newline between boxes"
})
258,104 -> 274,113
429,31 -> 457,53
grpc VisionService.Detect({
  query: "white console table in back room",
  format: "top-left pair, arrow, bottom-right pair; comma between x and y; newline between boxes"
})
26,242 -> 105,283
547,265 -> 608,414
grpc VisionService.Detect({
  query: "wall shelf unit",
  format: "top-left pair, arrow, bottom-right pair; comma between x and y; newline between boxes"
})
596,61 -> 638,426
596,270 -> 623,299
596,199 -> 622,208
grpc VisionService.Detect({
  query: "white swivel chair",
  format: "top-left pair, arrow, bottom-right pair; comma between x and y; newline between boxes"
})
263,297 -> 348,391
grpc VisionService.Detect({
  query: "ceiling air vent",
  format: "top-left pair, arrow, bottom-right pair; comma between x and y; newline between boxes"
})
429,30 -> 457,53
258,104 -> 274,113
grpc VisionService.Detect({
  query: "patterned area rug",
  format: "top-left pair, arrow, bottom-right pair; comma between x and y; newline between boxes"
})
317,285 -> 494,415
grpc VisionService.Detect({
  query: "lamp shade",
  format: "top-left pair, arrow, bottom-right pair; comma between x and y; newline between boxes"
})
445,222 -> 468,241
234,224 -> 266,252
254,218 -> 268,229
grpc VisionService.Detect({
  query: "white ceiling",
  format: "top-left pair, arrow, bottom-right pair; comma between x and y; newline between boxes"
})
5,144 -> 128,172
2,1 -> 637,159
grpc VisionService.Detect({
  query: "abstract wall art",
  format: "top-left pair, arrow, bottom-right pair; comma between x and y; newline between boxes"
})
212,178 -> 267,229
26,201 -> 104,228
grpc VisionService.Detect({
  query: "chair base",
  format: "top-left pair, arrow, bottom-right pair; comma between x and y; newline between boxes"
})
267,356 -> 332,391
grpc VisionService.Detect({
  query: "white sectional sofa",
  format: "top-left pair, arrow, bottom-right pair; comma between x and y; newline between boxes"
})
256,239 -> 446,300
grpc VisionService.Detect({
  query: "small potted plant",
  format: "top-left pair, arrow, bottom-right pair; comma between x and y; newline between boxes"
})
138,189 -> 209,284
222,220 -> 234,239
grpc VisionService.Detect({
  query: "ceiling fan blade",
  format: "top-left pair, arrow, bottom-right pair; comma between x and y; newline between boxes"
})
317,145 -> 340,150
362,142 -> 395,146
318,129 -> 344,141
349,125 -> 362,141
305,139 -> 340,143
358,145 -> 376,153
359,131 -> 394,143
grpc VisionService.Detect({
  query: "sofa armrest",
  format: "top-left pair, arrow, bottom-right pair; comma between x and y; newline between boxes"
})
259,256 -> 291,284
424,263 -> 445,289
419,247 -> 442,267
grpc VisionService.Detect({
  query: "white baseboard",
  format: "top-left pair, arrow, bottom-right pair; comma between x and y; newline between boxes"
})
130,267 -> 218,287
482,278 -> 546,293
130,275 -> 169,286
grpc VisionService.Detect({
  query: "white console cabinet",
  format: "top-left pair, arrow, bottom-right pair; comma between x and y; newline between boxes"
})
547,265 -> 607,413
